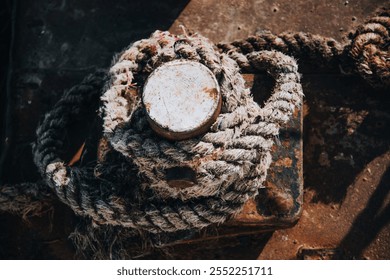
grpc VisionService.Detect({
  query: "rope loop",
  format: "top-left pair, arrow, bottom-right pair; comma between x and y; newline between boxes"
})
218,8 -> 390,88
349,8 -> 390,87
1,8 -> 389,260
3,9 -> 389,234
30,31 -> 303,233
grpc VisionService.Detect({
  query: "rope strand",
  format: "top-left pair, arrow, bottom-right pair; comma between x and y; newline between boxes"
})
0,9 -> 388,257
26,31 -> 303,233
218,7 -> 389,87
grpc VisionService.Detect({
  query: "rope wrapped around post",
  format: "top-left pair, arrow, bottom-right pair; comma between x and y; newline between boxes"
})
31,31 -> 303,233
0,8 -> 388,235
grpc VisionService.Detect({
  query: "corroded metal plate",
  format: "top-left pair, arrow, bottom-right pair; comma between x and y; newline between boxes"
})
97,73 -> 303,244
142,60 -> 221,140
149,73 -> 304,245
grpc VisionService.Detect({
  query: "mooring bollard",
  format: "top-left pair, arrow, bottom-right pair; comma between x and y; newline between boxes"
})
142,60 -> 222,141
32,30 -> 305,240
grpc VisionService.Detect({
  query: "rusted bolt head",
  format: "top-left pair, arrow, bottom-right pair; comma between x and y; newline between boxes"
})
142,60 -> 221,141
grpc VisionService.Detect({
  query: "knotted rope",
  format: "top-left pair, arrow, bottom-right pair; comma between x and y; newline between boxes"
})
1,9 -> 389,238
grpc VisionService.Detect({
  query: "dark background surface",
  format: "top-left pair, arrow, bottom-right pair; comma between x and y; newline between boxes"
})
0,0 -> 389,259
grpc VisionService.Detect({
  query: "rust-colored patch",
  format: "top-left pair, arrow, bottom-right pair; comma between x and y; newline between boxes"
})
68,142 -> 85,166
264,181 -> 295,213
271,145 -> 278,152
233,198 -> 263,221
293,107 -> 299,118
203,87 -> 218,99
126,87 -> 138,97
303,102 -> 310,118
167,179 -> 196,189
144,102 -> 151,112
190,147 -> 223,168
274,157 -> 293,167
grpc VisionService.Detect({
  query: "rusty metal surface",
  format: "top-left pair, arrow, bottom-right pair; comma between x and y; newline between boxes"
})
95,72 -> 303,246
169,0 -> 384,45
227,74 -> 303,228
1,0 -> 389,259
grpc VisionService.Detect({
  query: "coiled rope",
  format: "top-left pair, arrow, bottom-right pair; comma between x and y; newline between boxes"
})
31,31 -> 303,233
1,9 -> 389,235
218,7 -> 389,87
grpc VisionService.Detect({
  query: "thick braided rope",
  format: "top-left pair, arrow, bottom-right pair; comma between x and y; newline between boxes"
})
218,8 -> 390,88
348,8 -> 390,87
218,31 -> 345,71
32,31 -> 302,233
104,31 -> 273,200
33,70 -> 107,176
6,9 -> 388,230
0,71 -> 106,216
0,9 -> 387,240
0,182 -> 52,217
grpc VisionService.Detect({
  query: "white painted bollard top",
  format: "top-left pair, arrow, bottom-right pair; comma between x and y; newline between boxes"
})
142,60 -> 221,140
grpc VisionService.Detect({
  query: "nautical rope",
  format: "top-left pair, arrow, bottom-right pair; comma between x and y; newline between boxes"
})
0,181 -> 52,217
30,31 -> 303,233
348,8 -> 390,87
218,7 -> 389,87
1,9 -> 388,235
218,31 -> 345,71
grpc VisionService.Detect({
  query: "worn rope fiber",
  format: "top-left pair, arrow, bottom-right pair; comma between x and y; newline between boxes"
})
218,7 -> 390,87
1,9 -> 389,235
31,30 -> 302,233
0,181 -> 52,217
0,71 -> 107,217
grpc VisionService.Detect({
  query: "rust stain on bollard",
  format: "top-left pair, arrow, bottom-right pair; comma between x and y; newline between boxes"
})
142,60 -> 222,141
